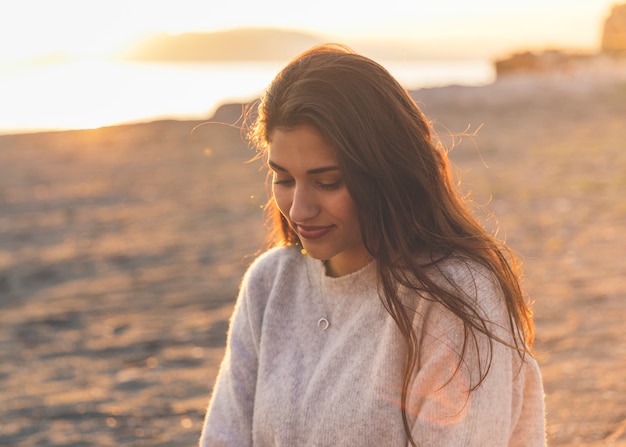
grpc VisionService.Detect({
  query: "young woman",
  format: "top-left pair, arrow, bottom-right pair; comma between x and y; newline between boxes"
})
200,44 -> 546,446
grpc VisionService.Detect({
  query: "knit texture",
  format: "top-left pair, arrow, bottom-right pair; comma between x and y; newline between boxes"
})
200,246 -> 546,446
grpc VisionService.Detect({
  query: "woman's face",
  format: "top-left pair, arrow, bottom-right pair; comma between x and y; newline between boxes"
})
268,124 -> 371,277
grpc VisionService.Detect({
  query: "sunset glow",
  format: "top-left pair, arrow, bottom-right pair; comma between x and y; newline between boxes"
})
0,0 -> 620,134
2,0 -> 617,64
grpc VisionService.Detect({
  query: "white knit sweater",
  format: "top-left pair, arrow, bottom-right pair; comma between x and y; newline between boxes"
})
200,246 -> 546,446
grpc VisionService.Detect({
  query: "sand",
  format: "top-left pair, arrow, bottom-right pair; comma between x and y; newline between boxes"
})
0,74 -> 625,446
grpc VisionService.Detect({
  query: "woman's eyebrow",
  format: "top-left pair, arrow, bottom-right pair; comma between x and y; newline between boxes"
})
268,160 -> 340,175
307,166 -> 340,175
268,160 -> 287,172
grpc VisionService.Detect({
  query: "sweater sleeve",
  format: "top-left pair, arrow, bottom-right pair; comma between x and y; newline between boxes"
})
406,264 -> 546,446
199,267 -> 263,447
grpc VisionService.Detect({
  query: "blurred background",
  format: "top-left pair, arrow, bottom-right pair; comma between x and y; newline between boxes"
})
0,0 -> 618,135
1,1 -> 626,446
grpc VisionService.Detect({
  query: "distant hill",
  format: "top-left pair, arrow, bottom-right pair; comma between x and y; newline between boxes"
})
120,28 -> 325,62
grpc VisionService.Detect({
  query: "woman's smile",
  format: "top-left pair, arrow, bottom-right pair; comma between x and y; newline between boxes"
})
296,224 -> 335,240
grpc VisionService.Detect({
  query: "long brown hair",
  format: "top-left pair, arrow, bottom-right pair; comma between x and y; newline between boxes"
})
249,44 -> 534,446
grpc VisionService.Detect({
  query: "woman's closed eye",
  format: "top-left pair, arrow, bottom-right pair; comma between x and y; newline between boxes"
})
272,176 -> 342,191
273,176 -> 295,186
317,180 -> 342,191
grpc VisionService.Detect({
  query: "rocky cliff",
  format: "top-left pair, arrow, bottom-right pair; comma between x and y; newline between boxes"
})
121,28 -> 323,62
495,3 -> 626,78
602,3 -> 626,53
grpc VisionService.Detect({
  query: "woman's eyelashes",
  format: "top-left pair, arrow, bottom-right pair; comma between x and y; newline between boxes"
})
272,175 -> 342,191
316,180 -> 342,190
272,176 -> 294,187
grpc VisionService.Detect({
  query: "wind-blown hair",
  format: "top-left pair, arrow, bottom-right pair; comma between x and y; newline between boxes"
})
249,44 -> 534,446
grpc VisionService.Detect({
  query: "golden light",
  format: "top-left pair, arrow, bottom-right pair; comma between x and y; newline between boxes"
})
0,0 -> 618,134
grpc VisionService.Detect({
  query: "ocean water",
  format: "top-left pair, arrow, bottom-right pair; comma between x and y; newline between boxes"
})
0,59 -> 495,135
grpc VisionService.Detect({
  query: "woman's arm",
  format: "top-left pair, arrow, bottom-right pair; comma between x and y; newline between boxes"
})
407,266 -> 546,446
199,278 -> 261,447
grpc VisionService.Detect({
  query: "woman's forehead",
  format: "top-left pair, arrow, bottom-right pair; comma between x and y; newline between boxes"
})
268,125 -> 339,170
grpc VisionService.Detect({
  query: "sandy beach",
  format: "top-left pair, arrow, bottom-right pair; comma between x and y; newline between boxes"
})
1,74 -> 625,446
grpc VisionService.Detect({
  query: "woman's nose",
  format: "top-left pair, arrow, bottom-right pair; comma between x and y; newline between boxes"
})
289,186 -> 319,223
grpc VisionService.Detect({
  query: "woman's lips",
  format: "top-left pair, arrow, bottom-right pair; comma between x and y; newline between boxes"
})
296,224 -> 334,240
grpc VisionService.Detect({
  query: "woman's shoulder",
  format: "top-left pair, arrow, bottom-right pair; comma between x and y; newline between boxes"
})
431,255 -> 497,292
242,245 -> 307,288
233,246 -> 308,327
422,254 -> 506,317
249,244 -> 304,269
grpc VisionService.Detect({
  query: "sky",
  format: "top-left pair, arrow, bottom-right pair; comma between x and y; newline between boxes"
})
0,0 -> 619,64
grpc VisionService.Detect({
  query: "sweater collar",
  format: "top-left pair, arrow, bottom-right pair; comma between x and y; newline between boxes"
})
305,254 -> 378,298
